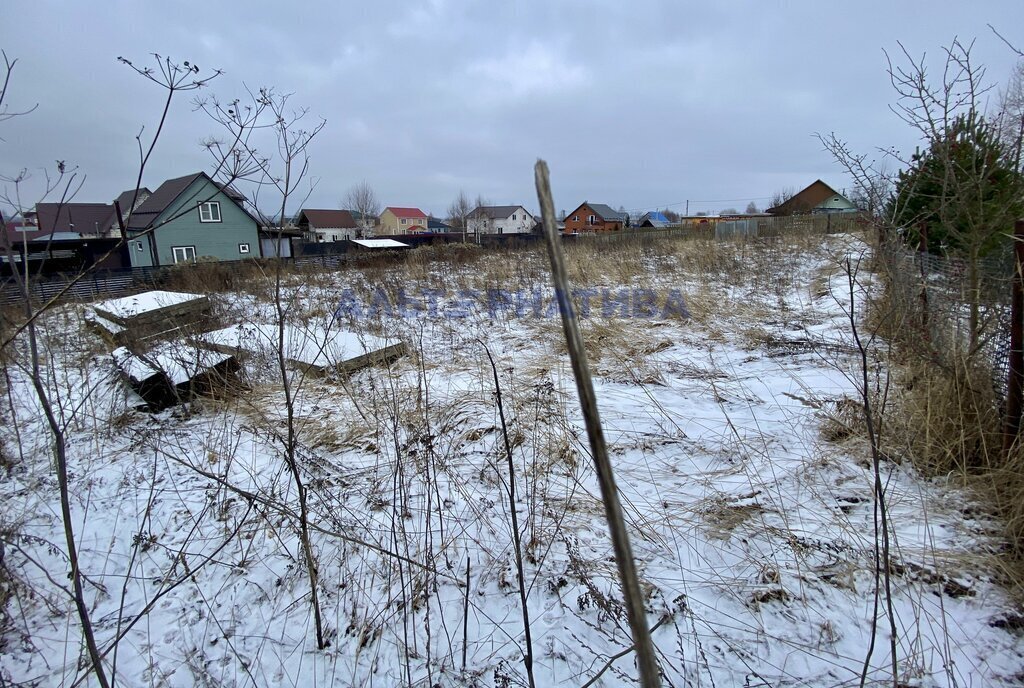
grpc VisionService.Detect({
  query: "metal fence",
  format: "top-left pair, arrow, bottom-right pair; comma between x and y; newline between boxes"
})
877,240 -> 1015,400
1,265 -> 166,306
1,215 -> 863,308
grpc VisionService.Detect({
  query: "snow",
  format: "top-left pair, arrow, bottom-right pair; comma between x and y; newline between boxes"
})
352,238 -> 410,249
83,309 -> 125,335
111,342 -> 234,386
2,234 -> 1023,687
200,320 -> 401,370
92,289 -> 206,320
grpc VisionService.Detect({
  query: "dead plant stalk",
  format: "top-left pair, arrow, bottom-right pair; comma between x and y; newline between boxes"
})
534,159 -> 661,688
481,341 -> 536,688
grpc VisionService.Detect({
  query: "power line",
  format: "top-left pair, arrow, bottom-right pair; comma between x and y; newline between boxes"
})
620,195 -> 775,215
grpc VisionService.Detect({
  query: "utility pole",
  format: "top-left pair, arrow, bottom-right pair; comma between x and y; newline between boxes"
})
685,200 -> 689,216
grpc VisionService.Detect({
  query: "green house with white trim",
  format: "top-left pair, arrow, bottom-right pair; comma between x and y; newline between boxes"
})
125,172 -> 262,267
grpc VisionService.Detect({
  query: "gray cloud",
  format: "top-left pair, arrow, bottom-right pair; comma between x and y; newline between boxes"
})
2,0 -> 1022,217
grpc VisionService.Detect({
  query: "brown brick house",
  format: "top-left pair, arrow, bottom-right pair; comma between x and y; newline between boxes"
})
563,202 -> 627,233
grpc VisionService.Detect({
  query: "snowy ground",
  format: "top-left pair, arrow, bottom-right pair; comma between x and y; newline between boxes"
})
2,233 -> 1023,686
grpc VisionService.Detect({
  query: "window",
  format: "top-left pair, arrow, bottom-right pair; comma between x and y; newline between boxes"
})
588,214 -> 596,224
198,201 -> 221,223
572,215 -> 579,222
239,243 -> 250,254
171,246 -> 197,264
511,214 -> 516,220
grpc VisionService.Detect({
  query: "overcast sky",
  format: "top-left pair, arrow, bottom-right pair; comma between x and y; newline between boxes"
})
2,0 -> 1023,217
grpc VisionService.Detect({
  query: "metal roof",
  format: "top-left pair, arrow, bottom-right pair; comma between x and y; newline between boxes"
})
127,173 -> 205,230
35,203 -> 116,235
587,203 -> 626,221
296,209 -> 358,229
470,205 -> 527,220
384,206 -> 427,219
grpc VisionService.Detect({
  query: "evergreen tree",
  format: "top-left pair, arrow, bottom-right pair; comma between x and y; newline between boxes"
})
892,112 -> 1024,256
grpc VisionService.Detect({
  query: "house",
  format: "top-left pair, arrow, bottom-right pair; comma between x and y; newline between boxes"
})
563,202 -> 627,233
466,205 -> 534,235
638,211 -> 671,228
34,203 -> 119,238
767,180 -> 858,215
257,225 -> 302,258
349,210 -> 378,233
428,217 -> 452,232
124,172 -> 261,267
3,215 -> 45,244
295,209 -> 359,242
379,207 -> 428,234
110,187 -> 153,237
530,218 -> 564,233
1,232 -> 129,276
33,187 -> 153,240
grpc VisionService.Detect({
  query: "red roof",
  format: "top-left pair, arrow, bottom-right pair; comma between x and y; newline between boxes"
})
386,206 -> 427,219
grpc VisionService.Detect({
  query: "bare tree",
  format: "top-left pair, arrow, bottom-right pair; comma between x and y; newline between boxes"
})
0,52 -> 222,688
342,179 -> 380,236
447,189 -> 472,242
197,86 -> 329,649
995,59 -> 1024,171
745,201 -> 759,214
768,187 -> 797,213
471,193 -> 491,242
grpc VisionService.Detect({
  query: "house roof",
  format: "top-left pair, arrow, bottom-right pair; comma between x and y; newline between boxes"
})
428,217 -> 451,230
588,203 -> 626,221
4,218 -> 46,242
127,172 -> 257,230
640,211 -> 670,224
35,202 -> 116,235
30,231 -> 84,242
296,209 -> 358,229
767,180 -> 849,215
470,205 -> 527,220
570,202 -> 626,222
127,173 -> 205,229
385,206 -> 427,219
258,226 -> 304,238
112,187 -> 152,213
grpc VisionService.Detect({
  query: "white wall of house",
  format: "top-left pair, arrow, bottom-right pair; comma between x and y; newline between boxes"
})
467,206 -> 533,235
313,227 -> 355,242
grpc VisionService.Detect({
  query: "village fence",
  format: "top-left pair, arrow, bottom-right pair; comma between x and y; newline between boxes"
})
876,232 -> 1018,410
1,214 -> 862,308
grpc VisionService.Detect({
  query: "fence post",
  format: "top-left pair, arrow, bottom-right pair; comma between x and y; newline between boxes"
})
918,222 -> 930,336
1002,219 -> 1024,456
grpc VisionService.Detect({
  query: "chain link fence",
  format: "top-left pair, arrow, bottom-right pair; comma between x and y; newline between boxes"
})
877,240 -> 1016,400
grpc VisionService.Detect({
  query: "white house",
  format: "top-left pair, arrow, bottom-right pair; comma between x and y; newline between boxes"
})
467,205 -> 534,235
294,209 -> 359,242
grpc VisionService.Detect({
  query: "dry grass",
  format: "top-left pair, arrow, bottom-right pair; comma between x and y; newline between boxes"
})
856,243 -> 1024,593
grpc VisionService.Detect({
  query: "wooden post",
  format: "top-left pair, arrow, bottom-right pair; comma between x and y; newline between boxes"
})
1002,219 -> 1024,456
918,222 -> 931,336
535,160 -> 661,688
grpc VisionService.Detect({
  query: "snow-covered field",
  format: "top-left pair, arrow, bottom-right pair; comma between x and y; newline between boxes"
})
2,233 -> 1022,686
